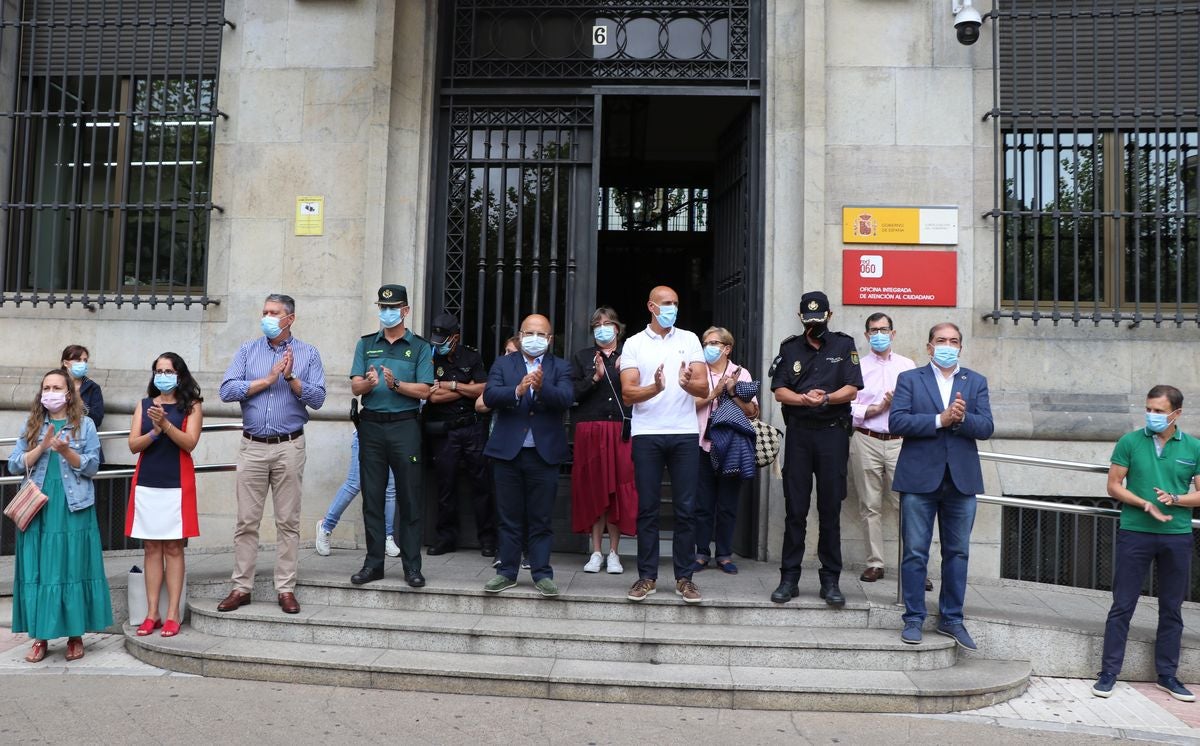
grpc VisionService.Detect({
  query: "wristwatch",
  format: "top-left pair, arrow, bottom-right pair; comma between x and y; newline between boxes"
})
284,374 -> 295,382
451,380 -> 458,392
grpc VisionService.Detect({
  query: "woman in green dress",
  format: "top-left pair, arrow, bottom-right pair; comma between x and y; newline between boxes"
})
8,369 -> 111,663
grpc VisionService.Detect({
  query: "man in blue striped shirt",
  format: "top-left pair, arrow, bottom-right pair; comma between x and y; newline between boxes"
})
217,293 -> 327,615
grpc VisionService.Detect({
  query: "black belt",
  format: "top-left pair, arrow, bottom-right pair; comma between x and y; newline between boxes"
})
855,427 -> 902,441
243,428 -> 304,444
360,409 -> 419,423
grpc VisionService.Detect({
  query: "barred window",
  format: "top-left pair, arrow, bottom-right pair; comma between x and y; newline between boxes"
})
0,0 -> 227,308
991,1 -> 1200,326
598,187 -> 709,232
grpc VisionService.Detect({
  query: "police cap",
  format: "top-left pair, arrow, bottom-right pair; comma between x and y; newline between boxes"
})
428,312 -> 460,345
376,284 -> 408,306
799,290 -> 830,320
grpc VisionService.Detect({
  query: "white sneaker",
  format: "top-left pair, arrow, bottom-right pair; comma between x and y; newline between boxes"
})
606,551 -> 624,574
583,552 -> 603,573
315,521 -> 331,556
385,535 -> 401,558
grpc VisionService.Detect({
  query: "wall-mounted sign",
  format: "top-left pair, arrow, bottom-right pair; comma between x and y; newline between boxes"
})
842,205 -> 958,245
843,249 -> 957,307
295,195 -> 324,236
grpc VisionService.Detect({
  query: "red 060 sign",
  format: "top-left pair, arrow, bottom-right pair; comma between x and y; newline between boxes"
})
842,249 -> 957,307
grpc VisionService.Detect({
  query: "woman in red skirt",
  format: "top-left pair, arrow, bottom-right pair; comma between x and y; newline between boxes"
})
570,307 -> 637,574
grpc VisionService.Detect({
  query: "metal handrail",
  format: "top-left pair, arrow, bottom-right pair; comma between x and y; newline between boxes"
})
0,463 -> 237,486
979,451 -> 1109,475
0,421 -> 244,447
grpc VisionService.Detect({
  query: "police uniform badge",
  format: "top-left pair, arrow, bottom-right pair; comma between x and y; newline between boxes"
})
405,349 -> 412,358
382,288 -> 394,300
792,361 -> 802,374
436,366 -> 445,377
850,351 -> 859,365
807,300 -> 819,311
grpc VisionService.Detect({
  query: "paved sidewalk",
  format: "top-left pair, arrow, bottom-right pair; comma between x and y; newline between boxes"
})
0,628 -> 1195,742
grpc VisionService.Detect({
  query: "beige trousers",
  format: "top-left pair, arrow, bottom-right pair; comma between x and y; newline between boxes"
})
848,432 -> 902,568
231,436 -> 306,593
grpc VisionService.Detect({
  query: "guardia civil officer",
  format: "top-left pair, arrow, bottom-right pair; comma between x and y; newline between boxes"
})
769,290 -> 863,607
423,311 -> 497,557
349,284 -> 434,588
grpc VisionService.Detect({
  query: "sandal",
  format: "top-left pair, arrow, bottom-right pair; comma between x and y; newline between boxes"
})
717,559 -> 739,575
136,617 -> 163,636
65,636 -> 84,661
161,619 -> 181,638
24,639 -> 47,663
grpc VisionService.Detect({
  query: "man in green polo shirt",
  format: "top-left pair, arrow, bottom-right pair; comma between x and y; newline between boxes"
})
1092,385 -> 1200,702
349,284 -> 434,588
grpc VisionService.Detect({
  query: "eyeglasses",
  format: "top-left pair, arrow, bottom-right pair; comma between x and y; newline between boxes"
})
154,369 -> 176,375
867,327 -> 892,334
519,331 -> 550,339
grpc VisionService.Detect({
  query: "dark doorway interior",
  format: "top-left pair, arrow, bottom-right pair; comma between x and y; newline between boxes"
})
597,96 -> 751,331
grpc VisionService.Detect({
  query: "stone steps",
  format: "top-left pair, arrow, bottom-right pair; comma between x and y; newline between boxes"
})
187,598 -> 957,670
125,628 -> 1031,713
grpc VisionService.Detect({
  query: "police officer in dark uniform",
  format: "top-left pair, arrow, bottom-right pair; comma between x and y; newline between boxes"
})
349,284 -> 434,588
769,290 -> 864,607
423,312 -> 497,557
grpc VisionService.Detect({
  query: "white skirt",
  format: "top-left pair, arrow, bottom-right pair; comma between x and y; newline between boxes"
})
129,485 -> 185,540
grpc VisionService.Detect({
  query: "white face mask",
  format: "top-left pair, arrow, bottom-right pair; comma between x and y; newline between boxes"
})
520,335 -> 549,357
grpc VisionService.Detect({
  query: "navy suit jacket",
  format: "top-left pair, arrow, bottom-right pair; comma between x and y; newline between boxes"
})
888,364 -> 994,495
483,351 -> 574,464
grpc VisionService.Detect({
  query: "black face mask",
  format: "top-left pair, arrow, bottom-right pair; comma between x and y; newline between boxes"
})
803,321 -> 827,339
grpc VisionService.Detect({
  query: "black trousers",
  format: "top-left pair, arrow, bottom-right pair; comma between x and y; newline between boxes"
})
779,421 -> 850,585
493,449 -> 558,582
359,418 -> 423,573
430,423 -> 496,548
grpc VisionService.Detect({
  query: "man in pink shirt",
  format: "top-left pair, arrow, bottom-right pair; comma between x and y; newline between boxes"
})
848,313 -> 917,583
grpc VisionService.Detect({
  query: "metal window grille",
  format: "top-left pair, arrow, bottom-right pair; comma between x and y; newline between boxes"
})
0,0 -> 228,309
598,186 -> 708,232
445,0 -> 755,83
989,0 -> 1200,326
1001,497 -> 1200,602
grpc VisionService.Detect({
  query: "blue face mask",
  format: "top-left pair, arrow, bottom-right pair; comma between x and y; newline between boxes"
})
868,333 -> 891,353
931,345 -> 959,368
653,303 -> 678,329
260,316 -> 283,339
520,335 -> 549,357
1145,410 -> 1178,433
154,373 -> 178,393
703,344 -> 723,364
378,307 -> 403,329
436,342 -> 452,356
69,361 -> 89,378
593,324 -> 616,344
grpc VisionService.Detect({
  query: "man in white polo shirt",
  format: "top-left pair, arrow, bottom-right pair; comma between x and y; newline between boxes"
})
619,286 -> 709,603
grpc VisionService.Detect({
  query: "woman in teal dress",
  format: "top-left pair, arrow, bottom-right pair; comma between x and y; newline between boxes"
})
8,369 -> 111,663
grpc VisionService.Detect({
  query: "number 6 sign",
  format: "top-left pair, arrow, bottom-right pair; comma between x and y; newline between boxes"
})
592,25 -> 608,46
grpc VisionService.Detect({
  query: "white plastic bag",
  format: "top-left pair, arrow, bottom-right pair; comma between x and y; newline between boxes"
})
127,565 -> 188,624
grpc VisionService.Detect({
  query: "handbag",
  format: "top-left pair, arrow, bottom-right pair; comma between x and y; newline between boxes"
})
750,418 -> 783,468
4,476 -> 48,531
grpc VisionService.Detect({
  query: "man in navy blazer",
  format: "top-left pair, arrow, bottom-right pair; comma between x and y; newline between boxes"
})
481,314 -> 574,597
888,322 -> 993,651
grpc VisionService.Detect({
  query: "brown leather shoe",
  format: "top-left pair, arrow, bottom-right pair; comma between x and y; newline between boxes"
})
278,592 -> 300,614
859,567 -> 885,582
216,589 -> 252,612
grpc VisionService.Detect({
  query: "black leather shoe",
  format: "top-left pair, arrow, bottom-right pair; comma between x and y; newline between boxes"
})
427,544 -> 455,556
925,578 -> 934,592
351,566 -> 384,585
405,569 -> 426,588
820,584 -> 846,608
480,545 -> 496,558
770,581 -> 800,604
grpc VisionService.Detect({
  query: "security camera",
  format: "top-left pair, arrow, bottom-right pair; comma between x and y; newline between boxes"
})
952,0 -> 982,46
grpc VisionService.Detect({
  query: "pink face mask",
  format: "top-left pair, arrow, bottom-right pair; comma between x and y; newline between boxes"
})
40,392 -> 67,411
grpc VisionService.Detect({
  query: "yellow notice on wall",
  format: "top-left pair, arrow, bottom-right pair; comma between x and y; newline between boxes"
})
295,196 -> 324,236
842,206 -> 958,245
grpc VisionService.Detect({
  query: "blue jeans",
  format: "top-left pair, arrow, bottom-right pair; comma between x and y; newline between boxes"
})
900,469 -> 977,627
1101,529 -> 1192,677
632,434 -> 698,581
322,431 -> 395,536
694,446 -> 743,561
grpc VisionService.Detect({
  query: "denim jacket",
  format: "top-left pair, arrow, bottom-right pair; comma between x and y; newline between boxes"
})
7,417 -> 101,511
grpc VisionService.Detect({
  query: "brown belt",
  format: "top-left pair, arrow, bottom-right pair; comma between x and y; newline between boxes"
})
855,427 -> 901,441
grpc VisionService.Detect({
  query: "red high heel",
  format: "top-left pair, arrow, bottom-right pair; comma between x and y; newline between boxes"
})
136,617 -> 163,636
160,619 -> 181,638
